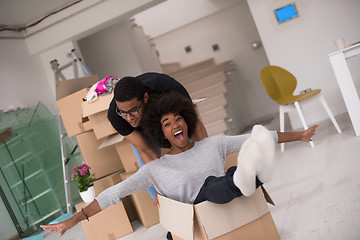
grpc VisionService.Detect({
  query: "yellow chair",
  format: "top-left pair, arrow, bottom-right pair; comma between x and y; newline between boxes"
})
260,65 -> 341,152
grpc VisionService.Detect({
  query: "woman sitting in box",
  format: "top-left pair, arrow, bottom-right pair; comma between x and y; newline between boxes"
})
41,92 -> 318,236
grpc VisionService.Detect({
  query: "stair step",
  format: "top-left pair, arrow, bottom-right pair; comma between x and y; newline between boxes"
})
184,72 -> 227,93
206,119 -> 228,136
196,95 -> 227,113
200,107 -> 227,125
175,61 -> 233,86
190,82 -> 227,100
168,58 -> 215,78
161,62 -> 181,74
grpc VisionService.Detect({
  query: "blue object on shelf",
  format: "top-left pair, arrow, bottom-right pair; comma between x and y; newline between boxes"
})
20,233 -> 44,240
48,213 -> 74,224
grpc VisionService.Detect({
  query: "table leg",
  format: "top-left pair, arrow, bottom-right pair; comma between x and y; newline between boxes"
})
329,52 -> 360,136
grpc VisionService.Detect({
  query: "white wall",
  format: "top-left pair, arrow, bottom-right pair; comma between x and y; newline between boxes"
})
39,41 -> 88,97
135,0 -> 276,130
0,39 -> 55,113
77,20 -> 162,79
78,21 -> 142,78
25,0 -> 165,55
134,0 -> 241,38
126,22 -> 163,74
247,0 -> 360,129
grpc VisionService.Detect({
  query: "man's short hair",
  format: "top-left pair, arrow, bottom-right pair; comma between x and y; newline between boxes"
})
140,92 -> 198,148
114,76 -> 146,102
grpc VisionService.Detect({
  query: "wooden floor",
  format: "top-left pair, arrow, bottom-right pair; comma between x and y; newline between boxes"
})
43,113 -> 360,240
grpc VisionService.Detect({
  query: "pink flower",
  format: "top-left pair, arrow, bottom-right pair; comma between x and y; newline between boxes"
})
72,167 -> 78,171
79,169 -> 85,176
72,173 -> 76,178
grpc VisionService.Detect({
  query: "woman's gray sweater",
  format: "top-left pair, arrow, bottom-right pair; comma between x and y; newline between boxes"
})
95,132 -> 278,210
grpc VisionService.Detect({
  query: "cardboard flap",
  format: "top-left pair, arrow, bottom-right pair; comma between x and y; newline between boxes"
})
158,195 -> 194,240
99,133 -> 125,149
261,186 -> 275,206
56,88 -> 88,138
56,75 -> 98,100
82,93 -> 114,117
194,187 -> 269,239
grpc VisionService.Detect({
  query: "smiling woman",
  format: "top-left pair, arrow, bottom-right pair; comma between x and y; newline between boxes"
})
140,92 -> 198,149
160,113 -> 193,154
41,92 -> 318,237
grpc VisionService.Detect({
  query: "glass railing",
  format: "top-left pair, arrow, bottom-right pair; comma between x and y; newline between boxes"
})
0,102 -> 82,238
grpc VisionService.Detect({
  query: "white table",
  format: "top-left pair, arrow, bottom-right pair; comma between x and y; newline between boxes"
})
329,43 -> 360,136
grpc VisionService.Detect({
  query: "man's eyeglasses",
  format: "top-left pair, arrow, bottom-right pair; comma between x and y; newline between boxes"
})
116,102 -> 143,118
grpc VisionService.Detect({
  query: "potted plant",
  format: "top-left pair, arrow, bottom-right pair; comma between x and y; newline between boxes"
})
72,163 -> 96,202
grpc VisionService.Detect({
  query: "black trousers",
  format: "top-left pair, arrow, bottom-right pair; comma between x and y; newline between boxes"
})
193,166 -> 263,204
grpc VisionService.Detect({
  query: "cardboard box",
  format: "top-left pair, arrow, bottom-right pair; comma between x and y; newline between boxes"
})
114,140 -> 139,173
75,201 -> 133,240
55,75 -> 98,101
224,152 -> 239,171
119,172 -> 160,228
56,88 -> 90,138
158,187 -> 279,240
93,171 -> 138,222
93,171 -> 122,196
55,75 -> 98,138
76,131 -> 124,179
82,93 -> 116,139
99,133 -> 138,173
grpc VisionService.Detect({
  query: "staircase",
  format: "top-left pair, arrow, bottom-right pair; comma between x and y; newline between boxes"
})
162,59 -> 235,136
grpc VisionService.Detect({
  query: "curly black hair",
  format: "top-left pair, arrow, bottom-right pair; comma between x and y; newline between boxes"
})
140,92 -> 198,148
114,76 -> 146,102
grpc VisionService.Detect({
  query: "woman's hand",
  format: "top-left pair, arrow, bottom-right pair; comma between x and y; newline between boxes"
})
40,218 -> 76,237
300,123 -> 319,142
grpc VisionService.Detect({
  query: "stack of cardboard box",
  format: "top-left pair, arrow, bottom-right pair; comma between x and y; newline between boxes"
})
55,76 -> 129,239
79,82 -> 160,229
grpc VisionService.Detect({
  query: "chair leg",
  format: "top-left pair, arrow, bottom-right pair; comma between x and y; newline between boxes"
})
294,101 -> 314,148
318,94 -> 342,133
279,106 -> 285,152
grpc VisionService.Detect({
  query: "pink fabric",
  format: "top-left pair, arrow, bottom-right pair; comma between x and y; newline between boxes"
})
95,76 -> 116,94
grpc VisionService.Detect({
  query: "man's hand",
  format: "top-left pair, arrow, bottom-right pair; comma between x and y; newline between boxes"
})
300,123 -> 319,142
41,218 -> 76,237
154,192 -> 160,208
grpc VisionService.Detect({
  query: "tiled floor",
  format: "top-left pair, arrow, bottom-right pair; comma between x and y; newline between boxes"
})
43,113 -> 360,240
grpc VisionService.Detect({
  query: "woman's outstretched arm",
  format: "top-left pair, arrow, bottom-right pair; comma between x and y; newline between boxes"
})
41,200 -> 101,237
277,123 -> 319,143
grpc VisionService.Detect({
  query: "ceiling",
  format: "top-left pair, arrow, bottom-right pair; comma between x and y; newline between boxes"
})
0,0 -> 81,31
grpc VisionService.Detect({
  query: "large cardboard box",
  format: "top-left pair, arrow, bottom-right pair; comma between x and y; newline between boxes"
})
55,75 -> 98,101
93,171 -> 138,222
75,201 -> 133,240
76,131 -> 124,179
56,88 -> 90,138
82,93 -> 116,139
99,134 -> 139,173
55,75 -> 98,138
119,172 -> 160,228
93,171 -> 122,196
114,140 -> 139,173
158,187 -> 279,240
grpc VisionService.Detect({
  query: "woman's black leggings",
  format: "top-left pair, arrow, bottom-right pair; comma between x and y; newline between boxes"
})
193,166 -> 263,204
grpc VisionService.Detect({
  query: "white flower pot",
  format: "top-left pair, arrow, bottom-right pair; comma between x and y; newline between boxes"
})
79,186 -> 96,203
